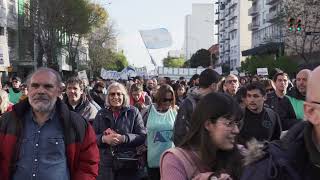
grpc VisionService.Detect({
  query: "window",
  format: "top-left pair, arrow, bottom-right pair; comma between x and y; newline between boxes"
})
0,27 -> 4,36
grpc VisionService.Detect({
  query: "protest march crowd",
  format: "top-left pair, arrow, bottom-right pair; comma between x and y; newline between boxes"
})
0,66 -> 319,180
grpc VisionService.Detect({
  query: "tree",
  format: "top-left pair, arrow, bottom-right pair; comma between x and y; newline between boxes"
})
24,0 -> 107,71
240,55 -> 298,77
163,57 -> 185,68
88,24 -> 128,77
279,0 -> 320,64
189,49 -> 217,68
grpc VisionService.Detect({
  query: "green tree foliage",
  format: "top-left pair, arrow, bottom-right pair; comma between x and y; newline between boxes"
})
24,0 -> 107,71
163,57 -> 185,68
240,55 -> 298,77
88,25 -> 128,77
189,49 -> 217,68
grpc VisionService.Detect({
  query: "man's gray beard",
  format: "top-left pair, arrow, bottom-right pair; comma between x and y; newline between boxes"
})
31,99 -> 56,113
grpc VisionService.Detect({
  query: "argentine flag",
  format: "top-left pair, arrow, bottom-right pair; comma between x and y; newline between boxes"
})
139,28 -> 173,49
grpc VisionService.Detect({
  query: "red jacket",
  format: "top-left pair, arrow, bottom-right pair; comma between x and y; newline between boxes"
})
0,99 -> 99,180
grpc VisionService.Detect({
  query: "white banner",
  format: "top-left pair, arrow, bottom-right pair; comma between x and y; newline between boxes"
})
257,68 -> 268,76
139,28 -> 173,49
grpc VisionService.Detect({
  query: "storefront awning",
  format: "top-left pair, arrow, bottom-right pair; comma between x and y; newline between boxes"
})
242,42 -> 284,56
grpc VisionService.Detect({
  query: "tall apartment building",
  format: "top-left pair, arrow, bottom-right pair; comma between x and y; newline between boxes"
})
216,0 -> 252,70
0,0 -> 18,73
184,3 -> 216,60
242,0 -> 284,56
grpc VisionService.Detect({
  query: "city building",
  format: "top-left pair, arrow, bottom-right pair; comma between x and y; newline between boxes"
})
184,3 -> 216,60
242,0 -> 284,57
0,0 -> 19,75
216,0 -> 252,70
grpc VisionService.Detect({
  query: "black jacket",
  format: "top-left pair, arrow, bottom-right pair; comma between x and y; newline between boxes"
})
93,105 -> 146,171
239,107 -> 282,144
241,121 -> 320,180
173,89 -> 201,146
265,92 -> 298,131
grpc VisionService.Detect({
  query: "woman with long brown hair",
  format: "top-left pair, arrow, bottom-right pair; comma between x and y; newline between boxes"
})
160,92 -> 243,180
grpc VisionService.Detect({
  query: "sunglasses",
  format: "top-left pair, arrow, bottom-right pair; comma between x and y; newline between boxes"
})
109,92 -> 123,97
162,98 -> 173,102
226,80 -> 238,84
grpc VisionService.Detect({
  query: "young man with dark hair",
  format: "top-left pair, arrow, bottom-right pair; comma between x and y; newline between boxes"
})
265,72 -> 298,130
238,82 -> 282,144
173,69 -> 221,145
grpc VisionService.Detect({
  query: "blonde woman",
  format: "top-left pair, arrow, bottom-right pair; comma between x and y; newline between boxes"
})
0,90 -> 13,116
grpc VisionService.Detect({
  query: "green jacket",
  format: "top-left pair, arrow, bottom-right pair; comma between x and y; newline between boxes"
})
287,95 -> 304,120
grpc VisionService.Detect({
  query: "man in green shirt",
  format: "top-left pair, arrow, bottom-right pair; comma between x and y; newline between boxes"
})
8,76 -> 22,104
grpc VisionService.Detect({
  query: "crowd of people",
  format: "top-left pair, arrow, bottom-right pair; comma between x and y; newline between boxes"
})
0,66 -> 319,180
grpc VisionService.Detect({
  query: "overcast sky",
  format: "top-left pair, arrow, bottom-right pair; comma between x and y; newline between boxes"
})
103,0 -> 213,70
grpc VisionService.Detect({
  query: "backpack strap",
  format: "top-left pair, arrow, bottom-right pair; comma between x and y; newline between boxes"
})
188,97 -> 197,112
160,147 -> 201,179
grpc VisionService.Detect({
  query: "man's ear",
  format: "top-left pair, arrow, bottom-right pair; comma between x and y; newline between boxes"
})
204,120 -> 212,131
304,102 -> 320,125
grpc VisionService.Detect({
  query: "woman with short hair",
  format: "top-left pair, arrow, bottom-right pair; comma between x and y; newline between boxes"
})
93,82 -> 146,180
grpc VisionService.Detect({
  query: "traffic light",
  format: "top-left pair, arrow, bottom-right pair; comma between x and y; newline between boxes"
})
296,19 -> 302,32
288,17 -> 295,32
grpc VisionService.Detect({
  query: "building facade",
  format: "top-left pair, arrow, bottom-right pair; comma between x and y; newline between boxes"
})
217,0 -> 252,71
184,3 -> 216,60
242,0 -> 284,57
0,0 -> 18,74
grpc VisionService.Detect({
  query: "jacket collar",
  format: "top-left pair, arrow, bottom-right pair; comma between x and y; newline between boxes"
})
304,123 -> 320,167
13,98 -> 71,128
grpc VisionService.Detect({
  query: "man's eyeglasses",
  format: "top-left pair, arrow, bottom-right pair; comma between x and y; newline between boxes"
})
162,98 -> 173,102
109,92 -> 123,97
311,101 -> 320,105
219,120 -> 242,129
226,80 -> 238,84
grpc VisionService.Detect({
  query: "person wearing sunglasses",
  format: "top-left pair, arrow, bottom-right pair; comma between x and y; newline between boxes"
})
160,92 -> 243,180
241,66 -> 320,180
140,84 -> 178,180
224,74 -> 240,97
93,82 -> 146,180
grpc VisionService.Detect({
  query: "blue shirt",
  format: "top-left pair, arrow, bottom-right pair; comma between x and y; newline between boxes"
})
13,109 -> 70,180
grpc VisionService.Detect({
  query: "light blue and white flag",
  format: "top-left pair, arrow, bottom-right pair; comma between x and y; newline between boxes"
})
139,28 -> 173,49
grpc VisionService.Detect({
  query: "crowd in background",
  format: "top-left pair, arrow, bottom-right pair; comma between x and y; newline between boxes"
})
0,66 -> 319,180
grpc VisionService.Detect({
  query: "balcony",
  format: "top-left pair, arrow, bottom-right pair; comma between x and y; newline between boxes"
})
266,11 -> 278,23
248,6 -> 259,16
266,0 -> 279,5
248,22 -> 260,31
230,0 -> 238,8
228,10 -> 237,20
215,20 -> 220,25
229,23 -> 238,31
220,4 -> 226,10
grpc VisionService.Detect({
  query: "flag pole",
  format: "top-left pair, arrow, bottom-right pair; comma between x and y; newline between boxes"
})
139,31 -> 157,68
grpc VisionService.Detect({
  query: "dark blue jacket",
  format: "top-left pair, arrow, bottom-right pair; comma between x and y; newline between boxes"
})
93,106 -> 146,168
241,121 -> 320,180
